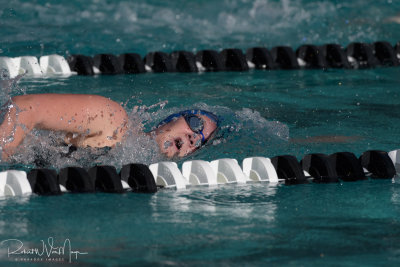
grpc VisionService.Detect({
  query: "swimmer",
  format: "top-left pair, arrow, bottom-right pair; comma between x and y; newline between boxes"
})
0,94 -> 219,160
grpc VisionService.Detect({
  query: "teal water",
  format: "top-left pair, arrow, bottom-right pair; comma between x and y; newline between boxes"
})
1,0 -> 400,266
1,180 -> 400,266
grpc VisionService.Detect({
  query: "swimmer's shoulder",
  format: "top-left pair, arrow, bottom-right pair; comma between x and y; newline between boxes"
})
11,93 -> 128,120
12,93 -> 126,111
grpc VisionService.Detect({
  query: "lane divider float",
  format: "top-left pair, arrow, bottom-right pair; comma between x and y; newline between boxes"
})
1,41 -> 399,78
0,55 -> 73,77
0,149 -> 399,198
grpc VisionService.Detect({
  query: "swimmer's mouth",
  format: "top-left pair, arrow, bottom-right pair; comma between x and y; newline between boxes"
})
174,138 -> 183,151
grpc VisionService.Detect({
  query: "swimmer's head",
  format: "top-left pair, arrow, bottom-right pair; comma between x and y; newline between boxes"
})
155,110 -> 219,158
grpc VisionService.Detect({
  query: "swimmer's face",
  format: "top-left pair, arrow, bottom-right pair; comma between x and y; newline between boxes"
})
155,114 -> 217,158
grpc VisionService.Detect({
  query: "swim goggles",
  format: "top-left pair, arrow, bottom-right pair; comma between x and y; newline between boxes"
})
157,109 -> 219,146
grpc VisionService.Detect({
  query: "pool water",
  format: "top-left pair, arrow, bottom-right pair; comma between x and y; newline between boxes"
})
1,0 -> 400,265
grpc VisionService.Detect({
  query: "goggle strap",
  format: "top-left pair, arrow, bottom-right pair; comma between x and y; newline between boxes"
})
199,130 -> 205,143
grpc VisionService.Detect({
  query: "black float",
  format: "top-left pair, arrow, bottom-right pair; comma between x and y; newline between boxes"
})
195,50 -> 225,71
246,47 -> 276,69
296,45 -> 327,69
346,42 -> 380,68
118,53 -> 146,74
271,155 -> 307,184
120,163 -> 157,193
144,51 -> 175,73
220,49 -> 249,71
88,165 -> 124,193
27,169 -> 62,195
270,46 -> 300,69
301,153 -> 339,183
395,42 -> 400,59
93,54 -> 123,75
330,152 -> 366,181
170,51 -> 198,72
359,150 -> 396,179
67,54 -> 94,75
320,44 -> 350,69
59,167 -> 95,193
372,41 -> 399,66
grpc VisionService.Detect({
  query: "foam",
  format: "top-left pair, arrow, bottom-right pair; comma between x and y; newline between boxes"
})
8,110 -> 163,169
235,108 -> 289,141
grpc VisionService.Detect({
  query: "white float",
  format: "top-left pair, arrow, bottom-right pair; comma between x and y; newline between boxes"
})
149,162 -> 188,189
210,158 -> 247,184
0,57 -> 20,78
389,149 -> 400,173
0,170 -> 32,197
18,56 -> 43,76
242,157 -> 278,182
40,54 -> 72,75
182,160 -> 217,186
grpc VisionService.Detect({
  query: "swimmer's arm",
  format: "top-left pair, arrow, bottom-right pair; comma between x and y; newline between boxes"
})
0,94 -> 129,159
30,94 -> 129,147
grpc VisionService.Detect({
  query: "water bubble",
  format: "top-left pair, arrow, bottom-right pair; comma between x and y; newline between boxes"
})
195,139 -> 202,147
164,140 -> 172,149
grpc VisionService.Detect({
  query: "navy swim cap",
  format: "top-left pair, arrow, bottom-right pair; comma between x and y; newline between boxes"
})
157,109 -> 219,128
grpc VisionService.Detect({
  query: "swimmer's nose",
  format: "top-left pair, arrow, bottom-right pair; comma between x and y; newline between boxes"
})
187,134 -> 194,146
